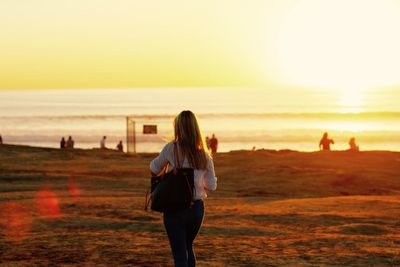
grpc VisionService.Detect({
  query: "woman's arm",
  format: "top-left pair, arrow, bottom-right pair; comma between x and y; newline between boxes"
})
150,143 -> 171,175
204,156 -> 217,191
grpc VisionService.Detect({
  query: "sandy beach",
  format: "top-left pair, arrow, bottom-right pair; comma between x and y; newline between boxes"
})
0,144 -> 399,266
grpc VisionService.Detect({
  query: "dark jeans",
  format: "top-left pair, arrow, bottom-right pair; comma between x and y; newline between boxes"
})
163,200 -> 205,267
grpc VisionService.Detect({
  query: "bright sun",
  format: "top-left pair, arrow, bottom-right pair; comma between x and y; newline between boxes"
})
275,0 -> 400,107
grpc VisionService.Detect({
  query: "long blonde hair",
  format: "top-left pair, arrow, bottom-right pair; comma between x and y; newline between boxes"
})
174,110 -> 209,170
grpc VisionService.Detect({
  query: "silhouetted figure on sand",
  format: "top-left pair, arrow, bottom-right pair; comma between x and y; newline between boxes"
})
117,140 -> 123,152
100,136 -> 107,149
66,136 -> 74,149
319,132 -> 334,151
0,135 -> 3,145
209,134 -> 218,155
205,136 -> 211,150
348,137 -> 359,152
60,137 -> 66,149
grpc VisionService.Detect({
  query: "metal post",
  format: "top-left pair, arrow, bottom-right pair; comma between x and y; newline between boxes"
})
126,117 -> 129,154
133,120 -> 136,153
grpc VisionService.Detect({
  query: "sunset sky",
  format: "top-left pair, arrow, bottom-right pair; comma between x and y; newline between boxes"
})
1,0 -> 400,93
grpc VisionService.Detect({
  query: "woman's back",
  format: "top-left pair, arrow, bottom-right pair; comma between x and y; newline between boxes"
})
150,142 -> 217,200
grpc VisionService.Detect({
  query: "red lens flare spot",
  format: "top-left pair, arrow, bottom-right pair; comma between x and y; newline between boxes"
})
35,189 -> 61,220
68,177 -> 80,200
0,202 -> 33,241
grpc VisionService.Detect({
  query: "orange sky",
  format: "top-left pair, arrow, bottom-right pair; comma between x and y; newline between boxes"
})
1,0 -> 400,92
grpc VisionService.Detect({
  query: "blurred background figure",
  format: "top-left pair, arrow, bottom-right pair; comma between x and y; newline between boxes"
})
0,134 -> 3,145
348,137 -> 359,152
117,140 -> 123,152
100,136 -> 107,149
205,136 -> 210,150
60,137 -> 66,149
319,132 -> 334,151
66,136 -> 74,149
210,133 -> 218,155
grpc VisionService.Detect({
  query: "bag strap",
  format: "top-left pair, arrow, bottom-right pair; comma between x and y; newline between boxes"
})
144,188 -> 151,211
174,142 -> 196,201
173,142 -> 181,170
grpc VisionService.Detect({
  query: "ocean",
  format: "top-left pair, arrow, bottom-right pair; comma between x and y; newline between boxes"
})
1,88 -> 400,152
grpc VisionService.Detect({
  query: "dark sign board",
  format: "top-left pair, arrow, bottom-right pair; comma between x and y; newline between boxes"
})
143,125 -> 157,134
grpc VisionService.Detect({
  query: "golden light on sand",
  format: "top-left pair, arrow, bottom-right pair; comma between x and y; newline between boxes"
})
2,143 -> 400,265
276,0 -> 400,93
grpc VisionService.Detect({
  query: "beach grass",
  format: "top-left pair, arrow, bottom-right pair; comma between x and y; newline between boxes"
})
1,144 -> 400,266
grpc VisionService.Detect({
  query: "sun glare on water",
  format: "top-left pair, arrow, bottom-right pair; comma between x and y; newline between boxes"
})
275,0 -> 400,109
318,121 -> 378,132
337,88 -> 363,113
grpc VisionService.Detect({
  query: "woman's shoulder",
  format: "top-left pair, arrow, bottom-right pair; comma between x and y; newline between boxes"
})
205,151 -> 214,163
165,141 -> 175,147
160,141 -> 175,154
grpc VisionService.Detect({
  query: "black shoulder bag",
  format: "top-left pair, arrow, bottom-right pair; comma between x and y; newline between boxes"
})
145,143 -> 195,212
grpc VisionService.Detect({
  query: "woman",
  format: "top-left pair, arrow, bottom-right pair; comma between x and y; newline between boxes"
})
319,132 -> 334,151
150,110 -> 217,267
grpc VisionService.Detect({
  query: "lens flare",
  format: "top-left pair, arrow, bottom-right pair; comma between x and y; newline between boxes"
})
68,177 -> 80,200
35,189 -> 61,219
0,202 -> 33,241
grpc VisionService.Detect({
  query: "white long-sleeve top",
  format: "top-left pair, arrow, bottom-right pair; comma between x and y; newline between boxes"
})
150,142 -> 217,200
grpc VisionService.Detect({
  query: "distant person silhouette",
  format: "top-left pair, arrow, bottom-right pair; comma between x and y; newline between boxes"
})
117,140 -> 123,152
60,137 -> 66,149
0,134 -> 2,145
100,136 -> 107,149
205,136 -> 211,150
348,137 -> 359,152
319,132 -> 334,151
209,134 -> 218,155
66,136 -> 74,149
